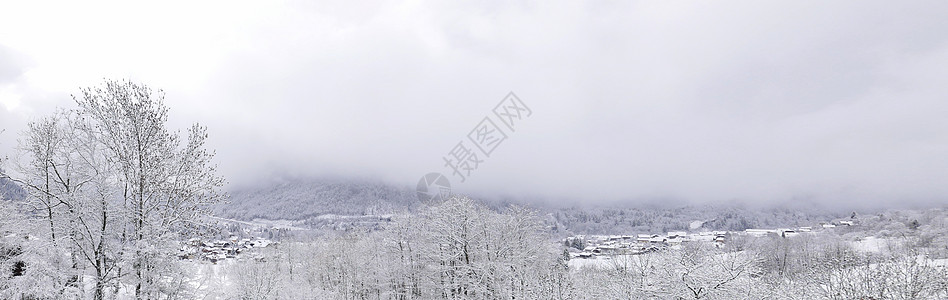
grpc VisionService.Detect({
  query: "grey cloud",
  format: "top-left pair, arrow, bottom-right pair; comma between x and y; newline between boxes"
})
4,1 -> 948,208
0,44 -> 28,84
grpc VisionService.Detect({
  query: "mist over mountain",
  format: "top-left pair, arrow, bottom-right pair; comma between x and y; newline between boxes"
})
1,167 -> 880,234
218,176 -> 856,235
216,177 -> 420,221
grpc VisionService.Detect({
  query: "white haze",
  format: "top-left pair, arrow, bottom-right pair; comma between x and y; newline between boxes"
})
2,1 -> 948,207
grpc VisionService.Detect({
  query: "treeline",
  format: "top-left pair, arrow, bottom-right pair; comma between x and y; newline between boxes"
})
574,233 -> 948,299
218,178 -> 850,236
227,196 -> 571,299
549,205 -> 845,235
223,198 -> 948,300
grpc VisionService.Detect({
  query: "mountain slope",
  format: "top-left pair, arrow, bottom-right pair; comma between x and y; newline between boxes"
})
217,178 -> 418,221
0,176 -> 25,201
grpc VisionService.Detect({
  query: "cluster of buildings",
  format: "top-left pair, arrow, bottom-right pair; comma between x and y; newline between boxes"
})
568,219 -> 861,259
821,219 -> 857,228
744,227 -> 808,237
177,236 -> 276,263
567,231 -> 729,258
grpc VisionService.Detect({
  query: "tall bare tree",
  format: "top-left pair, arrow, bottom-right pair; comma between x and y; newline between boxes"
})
2,80 -> 225,299
72,80 -> 226,299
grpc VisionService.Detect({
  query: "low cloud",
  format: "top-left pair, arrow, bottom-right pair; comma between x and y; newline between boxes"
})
2,1 -> 948,207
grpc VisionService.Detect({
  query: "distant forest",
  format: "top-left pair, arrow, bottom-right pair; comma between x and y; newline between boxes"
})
0,176 -> 24,202
219,178 -> 848,235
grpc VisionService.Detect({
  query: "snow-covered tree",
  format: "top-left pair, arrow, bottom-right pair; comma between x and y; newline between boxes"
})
228,196 -> 569,300
1,80 -> 226,299
71,79 -> 226,299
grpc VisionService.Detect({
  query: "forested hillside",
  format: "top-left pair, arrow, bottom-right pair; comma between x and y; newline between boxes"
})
218,178 -> 849,235
217,178 -> 419,221
0,176 -> 24,201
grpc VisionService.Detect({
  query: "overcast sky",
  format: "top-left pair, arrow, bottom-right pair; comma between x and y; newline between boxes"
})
2,1 -> 948,207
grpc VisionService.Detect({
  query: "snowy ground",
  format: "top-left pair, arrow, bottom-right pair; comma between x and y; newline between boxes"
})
568,253 -> 658,270
188,260 -> 235,299
850,236 -> 895,253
